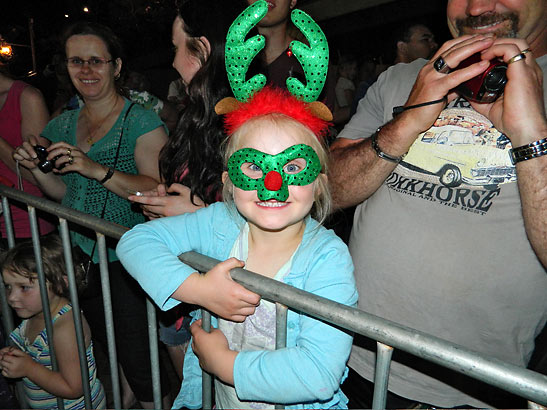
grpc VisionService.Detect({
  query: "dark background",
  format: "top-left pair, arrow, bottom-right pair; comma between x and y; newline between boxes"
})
2,0 -> 451,100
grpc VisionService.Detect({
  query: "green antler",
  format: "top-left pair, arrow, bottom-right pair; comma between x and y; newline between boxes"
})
225,0 -> 268,102
286,9 -> 329,102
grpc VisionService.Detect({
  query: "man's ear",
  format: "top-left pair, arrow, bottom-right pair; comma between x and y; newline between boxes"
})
198,36 -> 212,61
290,0 -> 297,9
396,40 -> 407,56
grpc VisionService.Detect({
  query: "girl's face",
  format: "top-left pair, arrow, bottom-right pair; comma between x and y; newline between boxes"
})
172,16 -> 203,86
65,34 -> 121,101
2,269 -> 52,320
227,119 -> 320,233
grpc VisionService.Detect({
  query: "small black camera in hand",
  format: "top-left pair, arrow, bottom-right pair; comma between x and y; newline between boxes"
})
35,145 -> 62,173
453,53 -> 507,103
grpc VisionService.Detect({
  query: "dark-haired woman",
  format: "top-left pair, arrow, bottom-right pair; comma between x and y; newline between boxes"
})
13,22 -> 170,408
126,0 -> 252,388
129,0 -> 251,217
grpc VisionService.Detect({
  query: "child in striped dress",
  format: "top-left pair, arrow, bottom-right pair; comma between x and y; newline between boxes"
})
0,235 -> 105,409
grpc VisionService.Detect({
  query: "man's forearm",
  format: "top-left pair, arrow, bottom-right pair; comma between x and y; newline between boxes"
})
329,138 -> 397,209
516,155 -> 547,267
329,120 -> 419,209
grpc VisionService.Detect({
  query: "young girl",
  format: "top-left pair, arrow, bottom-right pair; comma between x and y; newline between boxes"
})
117,86 -> 358,409
0,235 -> 106,409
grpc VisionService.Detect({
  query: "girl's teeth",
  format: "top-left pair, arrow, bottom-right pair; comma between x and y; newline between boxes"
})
258,201 -> 284,208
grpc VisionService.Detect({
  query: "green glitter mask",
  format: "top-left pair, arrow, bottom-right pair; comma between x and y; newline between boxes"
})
228,144 -> 321,201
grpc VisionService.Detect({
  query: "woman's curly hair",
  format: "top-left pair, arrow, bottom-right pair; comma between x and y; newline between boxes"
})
160,0 -> 251,205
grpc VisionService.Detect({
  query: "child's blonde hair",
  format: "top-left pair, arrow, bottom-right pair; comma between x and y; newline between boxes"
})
1,234 -> 87,298
222,113 -> 331,224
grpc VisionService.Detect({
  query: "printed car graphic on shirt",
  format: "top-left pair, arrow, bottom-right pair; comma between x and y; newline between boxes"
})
402,125 -> 516,189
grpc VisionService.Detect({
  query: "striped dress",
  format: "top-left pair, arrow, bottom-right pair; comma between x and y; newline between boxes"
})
10,304 -> 106,409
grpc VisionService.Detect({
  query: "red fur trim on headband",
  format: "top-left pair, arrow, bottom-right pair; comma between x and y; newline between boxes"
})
223,87 -> 330,137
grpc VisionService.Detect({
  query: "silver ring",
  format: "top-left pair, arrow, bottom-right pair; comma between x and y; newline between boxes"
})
66,148 -> 71,156
433,56 -> 452,74
68,155 -> 74,165
507,53 -> 526,65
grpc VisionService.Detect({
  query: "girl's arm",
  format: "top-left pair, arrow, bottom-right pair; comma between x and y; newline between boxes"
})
229,244 -> 356,404
116,205 -> 260,320
0,312 -> 86,399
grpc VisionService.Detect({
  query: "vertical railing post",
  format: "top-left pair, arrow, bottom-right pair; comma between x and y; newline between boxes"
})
96,234 -> 122,409
29,206 -> 64,410
59,219 -> 92,409
201,310 -> 213,409
372,342 -> 394,410
275,303 -> 288,410
0,197 -> 15,335
146,299 -> 162,409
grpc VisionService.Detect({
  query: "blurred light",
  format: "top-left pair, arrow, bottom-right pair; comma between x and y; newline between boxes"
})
65,14 -> 69,18
0,38 -> 13,60
83,7 -> 89,12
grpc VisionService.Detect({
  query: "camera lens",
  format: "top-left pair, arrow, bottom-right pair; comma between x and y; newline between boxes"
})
484,65 -> 507,92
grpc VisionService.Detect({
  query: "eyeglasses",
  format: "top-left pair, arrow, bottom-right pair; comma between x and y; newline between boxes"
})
66,57 -> 114,68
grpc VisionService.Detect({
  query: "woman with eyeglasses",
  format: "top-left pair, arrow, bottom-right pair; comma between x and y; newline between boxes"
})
13,22 -> 171,409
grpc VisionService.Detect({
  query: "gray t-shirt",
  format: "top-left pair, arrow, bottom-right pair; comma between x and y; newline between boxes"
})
339,56 -> 547,407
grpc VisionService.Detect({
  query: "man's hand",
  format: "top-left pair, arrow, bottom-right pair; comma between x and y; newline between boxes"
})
471,38 -> 547,146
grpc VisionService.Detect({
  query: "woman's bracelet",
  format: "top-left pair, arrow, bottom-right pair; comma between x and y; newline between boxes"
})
509,137 -> 547,164
99,167 -> 115,184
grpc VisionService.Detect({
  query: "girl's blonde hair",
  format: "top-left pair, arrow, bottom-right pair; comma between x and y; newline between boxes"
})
222,113 -> 331,224
1,234 -> 87,298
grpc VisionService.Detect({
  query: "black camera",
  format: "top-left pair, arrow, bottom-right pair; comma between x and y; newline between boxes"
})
35,145 -> 61,173
453,53 -> 507,103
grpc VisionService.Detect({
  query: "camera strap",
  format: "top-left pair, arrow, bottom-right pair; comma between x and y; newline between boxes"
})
87,102 -> 136,262
392,96 -> 447,117
15,161 -> 24,191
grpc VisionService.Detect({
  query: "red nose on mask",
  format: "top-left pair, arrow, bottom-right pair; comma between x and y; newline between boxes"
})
264,171 -> 283,191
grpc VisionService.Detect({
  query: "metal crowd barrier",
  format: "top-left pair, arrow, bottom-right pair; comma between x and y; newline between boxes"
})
1,185 -> 547,410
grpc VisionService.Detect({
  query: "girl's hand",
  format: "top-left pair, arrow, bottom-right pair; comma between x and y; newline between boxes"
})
0,347 -> 35,379
190,319 -> 237,385
179,258 -> 261,322
129,183 -> 206,219
46,142 -> 107,181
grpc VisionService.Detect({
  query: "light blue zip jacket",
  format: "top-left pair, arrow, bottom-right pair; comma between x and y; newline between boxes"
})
116,202 -> 358,409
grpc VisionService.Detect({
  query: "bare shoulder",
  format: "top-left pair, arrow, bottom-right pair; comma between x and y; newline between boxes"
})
20,85 -> 47,108
54,307 -> 93,347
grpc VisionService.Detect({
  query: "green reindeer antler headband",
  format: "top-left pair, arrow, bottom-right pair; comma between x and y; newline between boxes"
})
215,0 -> 332,121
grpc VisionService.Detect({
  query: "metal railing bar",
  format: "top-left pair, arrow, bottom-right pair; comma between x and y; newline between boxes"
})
179,251 -> 547,406
96,234 -> 122,410
1,196 -> 16,249
29,207 -> 64,410
275,303 -> 288,409
59,219 -> 92,409
0,197 -> 15,335
372,342 -> 393,410
201,309 -> 213,409
0,187 -> 127,240
146,300 -> 162,409
3,187 -> 547,407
